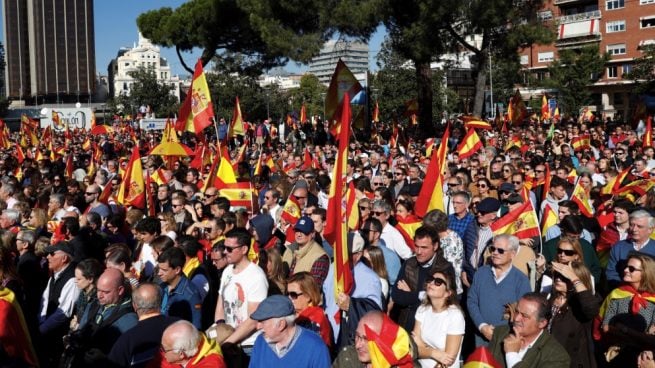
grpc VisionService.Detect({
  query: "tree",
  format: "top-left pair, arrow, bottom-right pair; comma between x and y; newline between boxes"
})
544,45 -> 609,116
108,67 -> 179,117
625,44 -> 655,94
287,74 -> 327,119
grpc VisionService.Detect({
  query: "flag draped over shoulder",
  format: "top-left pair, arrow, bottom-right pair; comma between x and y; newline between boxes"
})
415,125 -> 450,217
490,200 -> 540,239
324,93 -> 353,302
176,59 -> 214,134
457,128 -> 483,159
325,60 -> 362,134
364,314 -> 414,368
116,148 -> 145,209
593,285 -> 655,340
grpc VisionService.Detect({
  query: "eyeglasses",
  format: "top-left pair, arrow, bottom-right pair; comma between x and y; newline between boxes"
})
616,152 -> 625,155
557,248 -> 576,257
394,173 -> 403,176
160,345 -> 178,354
626,265 -> 643,273
16,238 -> 24,242
172,204 -> 183,208
535,169 -> 545,173
223,245 -> 244,253
372,211 -> 386,216
489,246 -> 508,255
85,192 -> 98,195
512,181 -> 523,185
476,184 -> 487,188
447,183 -> 459,187
425,276 -> 446,287
294,196 -> 307,200
286,291 -> 304,299
372,182 -> 383,186
359,206 -> 369,211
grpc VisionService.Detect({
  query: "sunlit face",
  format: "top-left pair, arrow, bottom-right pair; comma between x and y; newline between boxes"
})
556,240 -> 580,264
414,236 -> 436,264
286,281 -> 311,313
623,258 -> 644,285
629,216 -> 655,243
613,208 -> 629,225
74,268 -> 94,292
512,298 -> 547,339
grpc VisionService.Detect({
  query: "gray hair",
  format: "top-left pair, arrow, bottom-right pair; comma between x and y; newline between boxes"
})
630,210 -> 655,228
18,230 -> 36,246
493,234 -> 520,252
3,209 -> 20,224
133,283 -> 162,313
372,199 -> 392,213
50,193 -> 65,206
1,183 -> 15,196
168,320 -> 200,356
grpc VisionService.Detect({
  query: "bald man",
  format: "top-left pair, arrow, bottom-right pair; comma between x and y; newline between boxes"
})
108,283 -> 179,367
159,320 -> 226,367
77,268 -> 138,353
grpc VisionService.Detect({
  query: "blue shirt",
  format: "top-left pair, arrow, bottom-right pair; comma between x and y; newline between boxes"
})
160,275 -> 203,329
607,239 -> 655,283
377,239 -> 401,285
249,327 -> 330,368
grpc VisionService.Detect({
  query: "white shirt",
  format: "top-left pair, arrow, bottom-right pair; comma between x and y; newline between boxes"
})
506,330 -> 544,368
40,265 -> 80,319
381,222 -> 413,260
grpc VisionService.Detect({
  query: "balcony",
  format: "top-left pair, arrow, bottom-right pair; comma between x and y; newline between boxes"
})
554,0 -> 597,5
556,10 -> 601,24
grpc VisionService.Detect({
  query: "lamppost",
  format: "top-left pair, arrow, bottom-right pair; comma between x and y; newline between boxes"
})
320,92 -> 326,121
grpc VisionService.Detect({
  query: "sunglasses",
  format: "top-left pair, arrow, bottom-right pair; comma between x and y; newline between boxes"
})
286,291 -> 304,299
172,204 -> 184,208
476,184 -> 487,188
447,183 -> 459,187
626,265 -> 643,273
394,173 -> 403,176
372,182 -> 383,186
85,192 -> 98,195
557,248 -> 576,257
425,276 -> 446,287
489,246 -> 508,255
222,245 -> 244,253
359,206 -> 369,211
512,181 -> 523,185
372,211 -> 386,216
535,169 -> 545,173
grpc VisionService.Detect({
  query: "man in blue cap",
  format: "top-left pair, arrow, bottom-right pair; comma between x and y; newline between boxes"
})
281,216 -> 330,287
248,295 -> 330,367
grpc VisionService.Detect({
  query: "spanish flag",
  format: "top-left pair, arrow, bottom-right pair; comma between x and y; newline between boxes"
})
372,100 -> 380,123
395,214 -> 422,252
541,94 -> 550,120
98,179 -> 114,205
571,134 -> 591,151
280,194 -> 301,226
464,119 -> 492,130
602,165 -> 631,195
414,124 -> 450,217
553,105 -> 560,121
116,148 -> 145,209
644,116 -> 653,148
176,59 -> 214,134
229,96 -> 245,137
490,200 -> 540,239
324,94 -> 354,303
425,138 -> 435,158
0,288 -> 38,367
507,89 -> 527,125
614,179 -> 655,197
145,174 -> 156,217
464,346 -> 502,368
346,181 -> 359,230
364,314 -> 414,368
504,135 -> 521,151
299,103 -> 307,123
541,203 -> 558,236
325,60 -> 362,135
457,128 -> 483,160
571,180 -> 594,217
594,285 -> 655,340
218,182 -> 254,209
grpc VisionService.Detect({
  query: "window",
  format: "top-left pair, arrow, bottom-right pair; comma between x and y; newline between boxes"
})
607,43 -> 627,55
623,64 -> 633,75
641,16 -> 655,28
608,66 -> 618,78
537,10 -> 553,21
641,0 -> 655,4
538,51 -> 554,62
607,0 -> 625,9
606,20 -> 626,32
520,55 -> 529,65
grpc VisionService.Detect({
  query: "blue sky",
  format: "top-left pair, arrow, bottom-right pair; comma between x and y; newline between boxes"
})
1,0 -> 385,78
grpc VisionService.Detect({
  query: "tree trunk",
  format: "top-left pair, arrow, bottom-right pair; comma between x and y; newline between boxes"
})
472,53 -> 488,118
416,61 -> 434,139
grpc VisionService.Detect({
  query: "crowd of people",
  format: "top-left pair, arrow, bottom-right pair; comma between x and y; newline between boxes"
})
1,114 -> 655,368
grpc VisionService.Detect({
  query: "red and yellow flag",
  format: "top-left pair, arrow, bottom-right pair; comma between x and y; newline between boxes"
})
324,93 -> 353,302
325,60 -> 362,135
490,200 -> 540,239
464,119 -> 492,130
571,134 -> 591,151
644,116 -> 653,148
541,94 -> 550,120
346,181 -> 359,231
364,314 -> 414,368
463,346 -> 502,368
218,182 -> 253,209
299,103 -> 307,123
395,214 -> 422,252
571,180 -> 594,217
0,288 -> 38,367
176,59 -> 214,134
594,285 -> 655,340
457,128 -> 483,160
414,125 -> 450,217
603,165 -> 631,195
614,179 -> 655,197
229,96 -> 245,137
116,149 -> 145,208
145,174 -> 156,217
97,179 -> 114,205
541,203 -> 558,236
508,89 -> 527,125
372,100 -> 379,123
281,194 -> 302,225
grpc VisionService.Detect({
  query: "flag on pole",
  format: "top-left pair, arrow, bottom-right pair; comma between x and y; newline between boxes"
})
176,59 -> 214,134
414,125 -> 450,217
346,181 -> 360,230
457,128 -> 483,160
464,120 -> 492,130
145,174 -> 156,217
325,60 -> 362,135
372,100 -> 379,123
508,89 -> 527,125
395,214 -> 422,252
281,194 -> 302,225
323,93 -> 354,302
541,94 -> 550,120
364,314 -> 414,368
644,116 -> 653,148
116,149 -> 146,208
571,134 -> 591,151
571,181 -> 594,217
229,96 -> 245,137
490,200 -> 540,239
299,103 -> 307,124
541,203 -> 558,236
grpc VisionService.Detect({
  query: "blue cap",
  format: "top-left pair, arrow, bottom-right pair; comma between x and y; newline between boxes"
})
477,198 -> 501,214
250,295 -> 295,321
293,216 -> 314,234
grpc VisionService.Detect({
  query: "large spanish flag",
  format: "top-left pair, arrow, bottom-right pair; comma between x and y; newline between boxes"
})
346,181 -> 360,231
324,94 -> 354,302
457,128 -> 483,159
490,200 -> 540,239
395,214 -> 422,252
176,59 -> 214,134
0,288 -> 38,367
571,180 -> 594,217
414,124 -> 450,217
218,182 -> 254,209
325,60 -> 362,135
364,314 -> 414,368
229,96 -> 245,137
116,148 -> 145,209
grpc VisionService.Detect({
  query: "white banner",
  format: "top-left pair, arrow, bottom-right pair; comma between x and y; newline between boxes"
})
40,107 -> 94,131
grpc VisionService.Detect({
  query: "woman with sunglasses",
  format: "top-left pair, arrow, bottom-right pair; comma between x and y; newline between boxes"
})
412,267 -> 465,368
286,272 -> 332,348
475,177 -> 494,200
597,253 -> 655,366
548,262 -> 600,368
537,236 -> 585,294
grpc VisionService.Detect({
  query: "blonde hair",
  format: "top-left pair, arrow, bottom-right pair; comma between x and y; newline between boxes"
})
629,253 -> 655,293
557,236 -> 583,262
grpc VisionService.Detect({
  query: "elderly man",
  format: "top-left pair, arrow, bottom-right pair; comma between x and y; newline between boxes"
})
333,310 -> 418,367
77,268 -> 138,353
606,210 -> 655,288
248,295 -> 330,367
38,241 -> 80,366
467,235 -> 531,346
0,182 -> 18,209
0,208 -> 21,233
371,199 -> 413,260
108,283 -> 180,367
49,193 -> 67,221
281,216 -> 330,287
489,292 -> 570,367
159,320 -> 226,367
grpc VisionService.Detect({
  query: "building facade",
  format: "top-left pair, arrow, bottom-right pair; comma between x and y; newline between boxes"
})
107,33 -> 181,101
308,40 -> 369,85
2,0 -> 96,104
520,0 -> 655,119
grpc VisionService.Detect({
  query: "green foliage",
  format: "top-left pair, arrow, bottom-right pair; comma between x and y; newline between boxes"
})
287,74 -> 327,119
544,45 -> 609,116
624,45 -> 655,94
108,67 -> 179,117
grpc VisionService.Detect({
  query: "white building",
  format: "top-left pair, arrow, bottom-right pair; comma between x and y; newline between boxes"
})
257,74 -> 303,90
309,40 -> 369,85
107,33 -> 181,101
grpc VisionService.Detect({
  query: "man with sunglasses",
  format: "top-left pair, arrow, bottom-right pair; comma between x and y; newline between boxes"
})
214,228 -> 268,364
606,210 -> 655,289
467,234 -> 531,346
